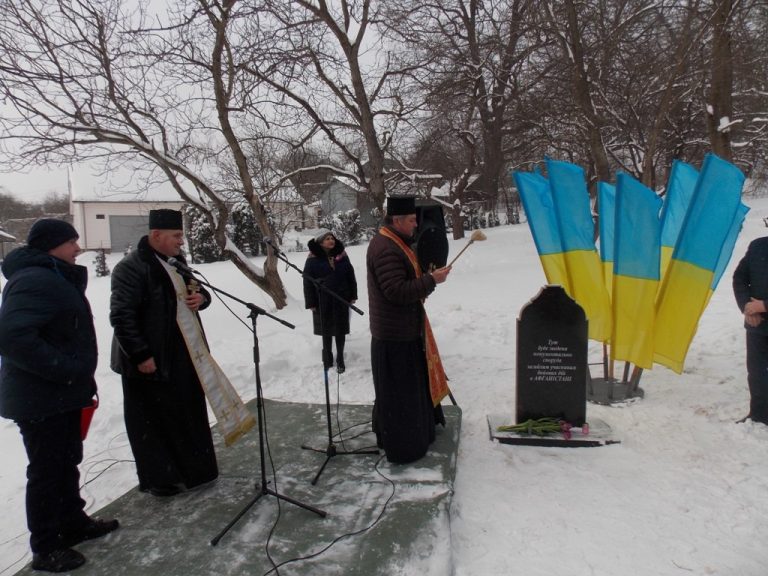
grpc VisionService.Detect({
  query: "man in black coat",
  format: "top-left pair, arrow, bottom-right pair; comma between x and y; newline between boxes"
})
0,219 -> 118,573
110,209 -> 218,497
733,236 -> 768,424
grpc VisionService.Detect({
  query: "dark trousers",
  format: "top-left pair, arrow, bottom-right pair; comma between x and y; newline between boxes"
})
321,334 -> 345,366
16,410 -> 88,554
746,331 -> 768,423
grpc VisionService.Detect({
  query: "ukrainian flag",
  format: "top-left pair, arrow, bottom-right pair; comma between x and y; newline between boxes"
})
513,171 -> 571,292
654,153 -> 746,372
659,160 -> 699,279
597,181 -> 616,297
546,158 -> 612,342
707,202 -> 749,306
611,174 -> 662,369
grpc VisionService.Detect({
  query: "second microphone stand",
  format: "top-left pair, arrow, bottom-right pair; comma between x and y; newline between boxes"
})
182,272 -> 326,546
266,239 -> 378,486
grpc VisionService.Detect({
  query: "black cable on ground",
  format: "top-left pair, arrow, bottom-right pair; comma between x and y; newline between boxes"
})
260,453 -> 396,576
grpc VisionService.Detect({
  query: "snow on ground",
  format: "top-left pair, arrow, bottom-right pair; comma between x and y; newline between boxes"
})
2,197 -> 768,575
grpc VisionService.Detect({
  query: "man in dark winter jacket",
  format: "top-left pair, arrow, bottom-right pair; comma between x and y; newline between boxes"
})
0,219 -> 119,573
110,209 -> 218,497
367,196 -> 452,463
733,236 -> 768,424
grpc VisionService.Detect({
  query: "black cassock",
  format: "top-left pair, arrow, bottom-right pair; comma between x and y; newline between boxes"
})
122,327 -> 218,491
371,337 -> 444,464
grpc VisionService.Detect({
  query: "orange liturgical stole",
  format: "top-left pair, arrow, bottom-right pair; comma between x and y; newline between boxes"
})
380,227 -> 450,406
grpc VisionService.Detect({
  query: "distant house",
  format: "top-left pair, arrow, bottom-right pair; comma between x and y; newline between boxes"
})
318,176 -> 377,228
432,173 -> 519,224
261,174 -> 318,233
0,228 -> 16,260
69,167 -> 183,253
432,174 -> 506,212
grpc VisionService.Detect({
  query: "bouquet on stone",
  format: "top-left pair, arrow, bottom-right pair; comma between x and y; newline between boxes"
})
497,417 -> 589,440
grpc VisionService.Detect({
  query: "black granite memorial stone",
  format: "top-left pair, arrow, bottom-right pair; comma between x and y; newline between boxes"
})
516,285 -> 588,426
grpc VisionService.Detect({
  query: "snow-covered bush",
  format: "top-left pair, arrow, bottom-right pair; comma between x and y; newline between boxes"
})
183,204 -> 223,263
320,209 -> 364,245
231,201 -> 263,256
93,248 -> 110,277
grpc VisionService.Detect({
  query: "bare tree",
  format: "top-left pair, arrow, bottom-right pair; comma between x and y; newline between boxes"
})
0,0 -> 288,307
240,0 -> 421,213
706,0 -> 734,159
386,0 -> 547,232
541,0 -> 613,185
530,0 -> 766,186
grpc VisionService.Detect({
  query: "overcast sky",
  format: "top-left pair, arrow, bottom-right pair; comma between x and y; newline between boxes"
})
1,166 -> 70,203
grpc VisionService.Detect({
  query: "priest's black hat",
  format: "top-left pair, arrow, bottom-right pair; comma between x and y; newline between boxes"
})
386,196 -> 417,216
149,209 -> 183,230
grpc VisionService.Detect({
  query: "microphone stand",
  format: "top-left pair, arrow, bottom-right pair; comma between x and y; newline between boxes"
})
265,239 -> 379,486
179,272 -> 326,546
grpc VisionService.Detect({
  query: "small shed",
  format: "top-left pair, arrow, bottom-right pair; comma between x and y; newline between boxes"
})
318,176 -> 377,228
69,167 -> 183,253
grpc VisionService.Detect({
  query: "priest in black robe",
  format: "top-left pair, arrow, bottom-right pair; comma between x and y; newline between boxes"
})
366,196 -> 452,463
110,209 -> 218,497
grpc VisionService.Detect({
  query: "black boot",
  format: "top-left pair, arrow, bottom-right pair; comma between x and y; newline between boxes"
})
336,335 -> 346,373
140,484 -> 183,497
63,518 -> 120,548
322,348 -> 334,369
31,548 -> 86,573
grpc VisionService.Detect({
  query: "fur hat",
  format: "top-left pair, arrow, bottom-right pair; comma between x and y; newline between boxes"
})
314,228 -> 333,243
386,196 -> 417,216
149,209 -> 183,230
27,219 -> 79,252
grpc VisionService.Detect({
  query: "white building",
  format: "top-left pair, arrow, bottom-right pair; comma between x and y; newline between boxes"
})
69,166 -> 183,252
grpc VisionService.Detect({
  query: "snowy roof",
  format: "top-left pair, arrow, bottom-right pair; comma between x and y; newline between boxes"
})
329,175 -> 364,191
432,174 -> 481,197
262,182 -> 303,203
431,185 -> 449,198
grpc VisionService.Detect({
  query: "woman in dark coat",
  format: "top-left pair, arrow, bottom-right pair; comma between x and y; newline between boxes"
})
303,229 -> 358,373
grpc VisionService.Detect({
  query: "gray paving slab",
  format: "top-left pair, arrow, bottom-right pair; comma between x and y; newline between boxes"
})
15,399 -> 461,576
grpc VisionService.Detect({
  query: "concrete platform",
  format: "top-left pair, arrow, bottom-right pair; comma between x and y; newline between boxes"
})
15,399 -> 461,576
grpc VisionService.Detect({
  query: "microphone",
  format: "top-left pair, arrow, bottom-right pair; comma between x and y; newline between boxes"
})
167,257 -> 199,276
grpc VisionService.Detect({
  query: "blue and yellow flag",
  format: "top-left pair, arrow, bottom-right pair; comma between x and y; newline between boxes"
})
611,174 -> 662,369
546,159 -> 612,342
597,181 -> 616,296
659,160 -> 699,279
707,202 -> 749,305
653,154 -> 746,372
513,171 -> 571,292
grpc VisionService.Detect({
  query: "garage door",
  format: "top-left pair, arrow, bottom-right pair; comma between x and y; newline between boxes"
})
110,215 -> 149,253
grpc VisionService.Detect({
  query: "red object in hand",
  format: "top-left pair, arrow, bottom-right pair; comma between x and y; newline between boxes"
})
80,396 -> 99,440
